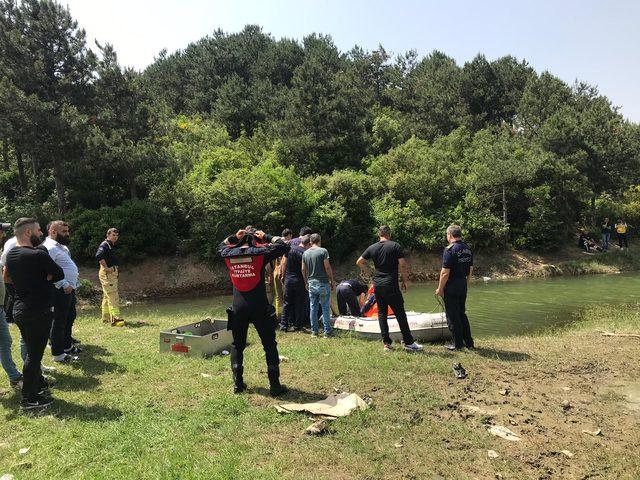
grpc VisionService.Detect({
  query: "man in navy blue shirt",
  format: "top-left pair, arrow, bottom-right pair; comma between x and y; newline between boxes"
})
279,235 -> 310,331
435,225 -> 474,350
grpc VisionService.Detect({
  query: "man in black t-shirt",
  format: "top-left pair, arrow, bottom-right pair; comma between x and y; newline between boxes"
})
357,226 -> 423,352
3,218 -> 64,410
335,279 -> 367,316
280,234 -> 310,331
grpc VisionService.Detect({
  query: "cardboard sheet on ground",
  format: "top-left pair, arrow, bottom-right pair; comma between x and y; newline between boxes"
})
275,392 -> 369,418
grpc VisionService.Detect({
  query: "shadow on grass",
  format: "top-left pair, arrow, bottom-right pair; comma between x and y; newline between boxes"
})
249,386 -> 327,403
1,397 -> 123,421
124,320 -> 155,329
471,347 -> 530,362
68,344 -> 126,376
427,344 -> 530,362
48,370 -> 101,391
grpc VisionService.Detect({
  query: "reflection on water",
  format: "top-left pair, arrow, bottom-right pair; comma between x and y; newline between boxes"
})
119,273 -> 640,338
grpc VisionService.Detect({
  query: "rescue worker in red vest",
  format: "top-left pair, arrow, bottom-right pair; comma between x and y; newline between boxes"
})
219,228 -> 290,396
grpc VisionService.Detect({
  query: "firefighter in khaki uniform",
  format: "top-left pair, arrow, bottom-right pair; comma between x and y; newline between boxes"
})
95,228 -> 123,326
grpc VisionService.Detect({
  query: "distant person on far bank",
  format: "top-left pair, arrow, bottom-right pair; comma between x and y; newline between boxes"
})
435,225 -> 474,351
615,219 -> 629,249
96,228 -> 123,327
601,218 -> 613,251
357,226 -> 423,352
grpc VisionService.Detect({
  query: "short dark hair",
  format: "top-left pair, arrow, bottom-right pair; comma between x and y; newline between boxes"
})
310,233 -> 321,245
281,228 -> 293,238
49,220 -> 68,233
378,225 -> 391,238
301,234 -> 311,247
106,227 -> 119,236
299,226 -> 312,236
14,217 -> 38,236
447,225 -> 462,238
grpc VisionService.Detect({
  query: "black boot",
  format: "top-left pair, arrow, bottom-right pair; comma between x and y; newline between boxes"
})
232,365 -> 246,394
267,365 -> 287,397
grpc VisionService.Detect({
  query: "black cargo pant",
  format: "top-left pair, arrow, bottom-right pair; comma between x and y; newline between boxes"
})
14,309 -> 52,401
336,284 -> 360,316
228,304 -> 279,371
51,289 -> 77,356
281,278 -> 308,329
374,284 -> 414,345
444,287 -> 474,349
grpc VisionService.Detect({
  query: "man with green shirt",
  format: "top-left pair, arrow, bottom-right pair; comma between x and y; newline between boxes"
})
302,233 -> 335,338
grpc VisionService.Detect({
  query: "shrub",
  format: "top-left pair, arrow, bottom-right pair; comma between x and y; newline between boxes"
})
66,200 -> 177,263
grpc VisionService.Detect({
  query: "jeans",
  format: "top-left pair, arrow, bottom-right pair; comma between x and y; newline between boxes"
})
0,307 -> 21,382
308,280 -> 332,335
51,289 -> 77,356
15,309 -> 52,401
374,284 -> 414,345
602,233 -> 610,251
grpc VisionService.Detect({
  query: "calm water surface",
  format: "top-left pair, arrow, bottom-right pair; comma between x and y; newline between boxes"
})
123,274 -> 640,338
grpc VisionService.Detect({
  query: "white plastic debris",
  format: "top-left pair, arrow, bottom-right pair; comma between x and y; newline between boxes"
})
487,425 -> 521,442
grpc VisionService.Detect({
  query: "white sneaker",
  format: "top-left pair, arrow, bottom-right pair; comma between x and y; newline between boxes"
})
404,342 -> 423,352
41,364 -> 57,373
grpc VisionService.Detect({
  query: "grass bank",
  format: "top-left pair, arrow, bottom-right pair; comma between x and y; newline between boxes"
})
1,300 -> 639,479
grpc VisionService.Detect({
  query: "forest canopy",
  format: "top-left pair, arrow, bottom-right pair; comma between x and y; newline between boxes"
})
1,1 -> 639,262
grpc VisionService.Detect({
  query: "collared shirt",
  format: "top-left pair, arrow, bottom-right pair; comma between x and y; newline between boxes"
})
0,236 -> 17,268
0,236 -> 17,303
95,240 -> 119,267
43,237 -> 80,290
442,240 -> 473,284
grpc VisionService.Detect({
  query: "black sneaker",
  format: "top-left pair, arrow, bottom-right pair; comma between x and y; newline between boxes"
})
20,395 -> 53,410
453,362 -> 467,379
71,337 -> 81,345
53,353 -> 79,364
41,377 -> 55,390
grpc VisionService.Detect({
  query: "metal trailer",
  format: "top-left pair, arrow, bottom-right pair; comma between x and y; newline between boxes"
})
160,318 -> 233,358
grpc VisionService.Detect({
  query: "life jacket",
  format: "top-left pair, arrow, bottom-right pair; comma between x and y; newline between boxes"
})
224,254 -> 265,292
363,286 -> 394,317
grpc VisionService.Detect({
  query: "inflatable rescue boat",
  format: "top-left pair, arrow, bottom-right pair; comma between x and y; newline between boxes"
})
331,311 -> 451,342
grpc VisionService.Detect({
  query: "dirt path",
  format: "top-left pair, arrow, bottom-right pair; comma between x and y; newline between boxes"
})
428,331 -> 640,479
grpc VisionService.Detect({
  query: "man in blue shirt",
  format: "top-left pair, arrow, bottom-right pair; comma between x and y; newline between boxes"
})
435,225 -> 474,350
279,234 -> 310,331
44,221 -> 81,363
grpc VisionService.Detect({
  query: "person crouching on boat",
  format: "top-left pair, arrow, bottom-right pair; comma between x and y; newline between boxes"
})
219,229 -> 290,396
356,226 -> 423,353
336,279 -> 367,316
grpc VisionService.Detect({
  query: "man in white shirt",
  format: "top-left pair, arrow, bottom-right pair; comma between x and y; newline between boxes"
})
43,221 -> 81,363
